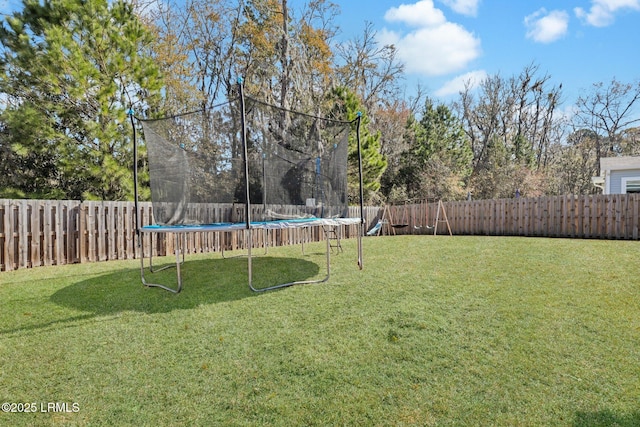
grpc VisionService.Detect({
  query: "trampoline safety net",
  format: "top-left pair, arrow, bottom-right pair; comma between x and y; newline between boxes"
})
140,96 -> 352,225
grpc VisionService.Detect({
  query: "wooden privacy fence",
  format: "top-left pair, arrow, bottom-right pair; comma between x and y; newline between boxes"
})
0,199 -> 378,272
385,194 -> 640,240
3,195 -> 639,272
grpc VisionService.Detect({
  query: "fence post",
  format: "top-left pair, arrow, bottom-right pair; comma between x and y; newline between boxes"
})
0,201 -> 5,271
4,195 -> 640,271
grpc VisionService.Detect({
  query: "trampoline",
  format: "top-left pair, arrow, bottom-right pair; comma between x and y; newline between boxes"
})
130,79 -> 365,293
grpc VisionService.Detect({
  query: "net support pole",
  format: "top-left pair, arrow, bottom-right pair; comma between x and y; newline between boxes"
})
129,108 -> 147,284
129,110 -> 140,239
238,77 -> 254,287
356,113 -> 364,270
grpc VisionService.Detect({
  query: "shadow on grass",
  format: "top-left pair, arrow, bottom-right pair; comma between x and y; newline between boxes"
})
49,256 -> 320,316
574,410 -> 640,427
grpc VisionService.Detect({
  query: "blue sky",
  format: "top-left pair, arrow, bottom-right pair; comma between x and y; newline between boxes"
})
2,0 -> 638,107
324,0 -> 640,104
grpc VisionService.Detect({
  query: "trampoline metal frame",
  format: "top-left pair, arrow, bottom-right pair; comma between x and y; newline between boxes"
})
136,219 -> 362,293
130,78 -> 365,294
139,231 -> 186,293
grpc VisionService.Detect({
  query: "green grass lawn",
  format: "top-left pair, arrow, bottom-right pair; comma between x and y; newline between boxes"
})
1,235 -> 639,426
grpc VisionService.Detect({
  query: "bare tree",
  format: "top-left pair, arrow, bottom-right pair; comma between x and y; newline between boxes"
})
454,64 -> 564,198
140,0 -> 243,110
574,78 -> 640,173
547,128 -> 599,195
619,127 -> 640,156
334,21 -> 405,115
507,63 -> 562,170
457,73 -> 505,177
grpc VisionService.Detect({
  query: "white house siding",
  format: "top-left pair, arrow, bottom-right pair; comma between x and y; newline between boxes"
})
609,169 -> 640,193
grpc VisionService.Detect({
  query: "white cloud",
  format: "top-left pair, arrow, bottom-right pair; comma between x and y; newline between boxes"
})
380,0 -> 481,77
557,103 -> 578,123
438,0 -> 481,17
575,0 -> 640,27
384,0 -> 447,27
435,70 -> 488,97
524,9 -> 570,43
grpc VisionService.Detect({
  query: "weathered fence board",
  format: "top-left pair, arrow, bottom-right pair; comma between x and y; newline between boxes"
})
3,195 -> 640,272
383,194 -> 640,241
0,200 -> 376,272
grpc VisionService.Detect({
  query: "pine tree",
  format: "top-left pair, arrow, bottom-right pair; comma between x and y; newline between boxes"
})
0,0 -> 162,200
328,87 -> 387,203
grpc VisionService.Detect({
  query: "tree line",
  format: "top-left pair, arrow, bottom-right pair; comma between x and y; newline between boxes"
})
1,0 -> 639,202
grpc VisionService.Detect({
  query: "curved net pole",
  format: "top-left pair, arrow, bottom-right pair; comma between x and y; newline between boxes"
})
238,80 -> 330,293
238,78 -> 255,290
129,109 -> 151,289
356,113 -> 364,270
129,109 -> 141,251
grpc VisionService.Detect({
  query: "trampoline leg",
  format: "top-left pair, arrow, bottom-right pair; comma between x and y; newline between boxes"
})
246,228 -> 252,289
325,228 -> 331,278
247,226 -> 331,292
139,231 -> 183,294
222,228 -> 262,258
264,228 -> 269,255
357,223 -> 363,270
172,234 -> 183,293
149,232 -> 184,272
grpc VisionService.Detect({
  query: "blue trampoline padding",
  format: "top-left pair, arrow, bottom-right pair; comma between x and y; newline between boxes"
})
140,217 -> 361,233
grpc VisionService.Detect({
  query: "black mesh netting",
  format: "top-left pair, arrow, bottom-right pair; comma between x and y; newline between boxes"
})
140,96 -> 352,225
